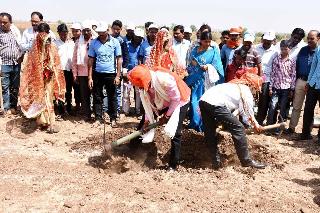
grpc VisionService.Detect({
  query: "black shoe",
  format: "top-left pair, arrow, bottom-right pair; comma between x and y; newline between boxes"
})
128,137 -> 142,149
241,159 -> 266,169
294,134 -> 313,141
285,128 -> 295,135
212,160 -> 222,170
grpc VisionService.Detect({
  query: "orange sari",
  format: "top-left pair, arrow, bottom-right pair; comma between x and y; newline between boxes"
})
20,32 -> 66,125
146,29 -> 187,78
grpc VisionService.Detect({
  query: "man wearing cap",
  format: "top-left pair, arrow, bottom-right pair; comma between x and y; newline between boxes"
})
54,23 -> 75,114
287,30 -> 320,134
234,31 -> 262,76
221,27 -> 242,72
70,22 -> 82,42
124,23 -> 135,43
88,23 -> 122,127
138,24 -> 158,64
72,23 -> 93,121
256,31 -> 278,125
122,28 -> 144,116
172,25 -> 191,69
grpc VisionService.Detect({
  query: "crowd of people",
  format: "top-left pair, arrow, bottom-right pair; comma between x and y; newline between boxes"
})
1,11 -> 320,170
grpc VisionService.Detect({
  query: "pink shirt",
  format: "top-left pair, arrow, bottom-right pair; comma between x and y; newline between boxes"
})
147,73 -> 185,117
72,38 -> 91,77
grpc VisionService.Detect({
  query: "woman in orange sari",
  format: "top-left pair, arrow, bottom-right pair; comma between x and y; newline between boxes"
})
146,29 -> 187,78
20,23 -> 66,133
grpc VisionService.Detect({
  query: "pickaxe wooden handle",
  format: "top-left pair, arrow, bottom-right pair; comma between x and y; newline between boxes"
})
261,122 -> 286,131
246,122 -> 286,134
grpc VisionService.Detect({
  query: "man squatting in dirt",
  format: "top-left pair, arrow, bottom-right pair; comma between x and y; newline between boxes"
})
128,64 -> 190,171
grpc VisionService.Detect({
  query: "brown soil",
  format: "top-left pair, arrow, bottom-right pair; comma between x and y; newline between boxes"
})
1,112 -> 320,212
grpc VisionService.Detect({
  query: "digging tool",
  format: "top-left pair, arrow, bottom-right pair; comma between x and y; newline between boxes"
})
103,122 -> 160,155
246,122 -> 286,135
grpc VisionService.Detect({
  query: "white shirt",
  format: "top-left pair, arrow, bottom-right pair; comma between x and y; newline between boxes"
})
275,40 -> 307,60
21,27 -> 57,52
54,39 -> 75,71
200,83 -> 257,126
172,39 -> 191,67
255,43 -> 277,82
10,24 -> 22,45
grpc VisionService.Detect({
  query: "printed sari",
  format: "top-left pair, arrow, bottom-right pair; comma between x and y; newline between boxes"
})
146,29 -> 187,78
20,32 -> 66,126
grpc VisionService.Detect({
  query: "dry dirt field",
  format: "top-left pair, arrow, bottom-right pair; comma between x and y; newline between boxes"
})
0,111 -> 320,212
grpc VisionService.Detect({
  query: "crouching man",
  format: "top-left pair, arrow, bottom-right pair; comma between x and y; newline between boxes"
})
128,64 -> 190,171
199,73 -> 266,169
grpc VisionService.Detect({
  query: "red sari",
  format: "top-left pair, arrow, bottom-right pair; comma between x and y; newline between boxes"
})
146,29 -> 187,78
20,32 -> 66,125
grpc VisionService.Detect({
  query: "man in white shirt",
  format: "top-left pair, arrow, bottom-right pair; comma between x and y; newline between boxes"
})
54,23 -> 75,114
199,73 -> 266,170
21,11 -> 56,52
256,31 -> 278,125
172,25 -> 191,68
276,28 -> 306,60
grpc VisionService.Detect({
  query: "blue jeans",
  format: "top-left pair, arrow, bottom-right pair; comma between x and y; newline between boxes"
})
1,64 -> 21,110
266,88 -> 289,125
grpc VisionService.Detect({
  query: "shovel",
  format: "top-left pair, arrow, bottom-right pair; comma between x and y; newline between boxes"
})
103,122 -> 160,155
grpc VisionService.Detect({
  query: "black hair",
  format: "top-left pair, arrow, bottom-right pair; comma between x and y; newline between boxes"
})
112,20 -> 122,28
144,22 -> 153,29
37,22 -> 50,33
221,30 -> 230,36
31,11 -> 43,20
291,28 -> 305,39
199,24 -> 211,33
161,26 -> 169,31
280,40 -> 290,48
0,12 -> 12,23
318,32 -> 320,39
57,23 -> 68,32
173,25 -> 184,33
200,31 -> 212,41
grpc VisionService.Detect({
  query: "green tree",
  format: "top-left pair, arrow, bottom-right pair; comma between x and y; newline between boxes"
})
190,25 -> 197,32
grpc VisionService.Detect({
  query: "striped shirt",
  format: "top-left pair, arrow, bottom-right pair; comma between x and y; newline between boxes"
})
0,28 -> 21,65
234,47 -> 261,68
270,54 -> 296,90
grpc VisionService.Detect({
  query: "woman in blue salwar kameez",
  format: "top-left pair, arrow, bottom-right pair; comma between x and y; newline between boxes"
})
185,31 -> 224,132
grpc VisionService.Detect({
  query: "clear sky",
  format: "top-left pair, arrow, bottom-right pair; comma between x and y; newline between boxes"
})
3,0 -> 320,33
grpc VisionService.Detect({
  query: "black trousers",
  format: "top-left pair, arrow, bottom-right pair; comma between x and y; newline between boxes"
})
134,103 -> 189,168
93,72 -> 117,121
78,76 -> 91,118
302,86 -> 320,138
199,101 -> 251,164
64,70 -> 80,109
257,82 -> 271,125
74,81 -> 81,106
